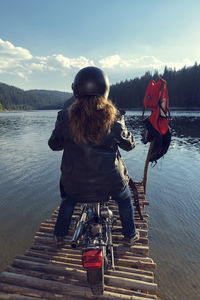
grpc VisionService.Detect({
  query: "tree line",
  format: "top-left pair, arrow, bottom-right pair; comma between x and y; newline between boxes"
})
1,63 -> 200,111
108,63 -> 200,109
0,83 -> 72,111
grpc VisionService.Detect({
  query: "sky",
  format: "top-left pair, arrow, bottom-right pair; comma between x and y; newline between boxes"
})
0,0 -> 200,92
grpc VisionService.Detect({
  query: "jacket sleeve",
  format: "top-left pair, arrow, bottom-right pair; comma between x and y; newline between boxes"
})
48,110 -> 68,151
114,113 -> 135,151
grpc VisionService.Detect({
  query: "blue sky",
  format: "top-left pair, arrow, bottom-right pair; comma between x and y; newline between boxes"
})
0,0 -> 200,92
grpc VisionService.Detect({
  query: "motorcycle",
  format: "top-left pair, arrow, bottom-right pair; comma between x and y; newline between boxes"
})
71,200 -> 116,296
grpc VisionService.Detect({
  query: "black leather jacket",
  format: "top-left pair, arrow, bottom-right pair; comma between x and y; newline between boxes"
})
48,109 -> 135,201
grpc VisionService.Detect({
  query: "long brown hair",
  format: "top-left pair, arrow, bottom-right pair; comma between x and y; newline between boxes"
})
68,96 -> 117,144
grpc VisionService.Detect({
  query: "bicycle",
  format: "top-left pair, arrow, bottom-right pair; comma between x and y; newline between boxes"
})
71,199 -> 116,296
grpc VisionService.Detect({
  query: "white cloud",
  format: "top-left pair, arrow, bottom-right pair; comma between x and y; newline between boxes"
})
44,54 -> 95,70
131,56 -> 164,69
35,56 -> 48,61
99,54 -> 121,68
0,38 -> 33,79
29,61 -> 56,72
0,38 -> 195,88
99,55 -> 193,72
98,55 -> 162,69
16,71 -> 28,79
30,62 -> 47,71
52,54 -> 71,68
167,58 -> 193,70
0,38 -> 95,79
0,38 -> 32,61
69,56 -> 95,68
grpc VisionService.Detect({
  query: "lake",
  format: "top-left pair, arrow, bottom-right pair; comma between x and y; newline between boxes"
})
0,109 -> 199,300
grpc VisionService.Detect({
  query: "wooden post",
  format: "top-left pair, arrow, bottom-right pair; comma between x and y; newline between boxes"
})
142,139 -> 155,194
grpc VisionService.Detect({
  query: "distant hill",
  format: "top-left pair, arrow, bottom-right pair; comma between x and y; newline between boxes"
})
0,83 -> 72,110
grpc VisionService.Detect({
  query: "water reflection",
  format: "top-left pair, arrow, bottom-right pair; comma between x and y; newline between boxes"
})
125,114 -> 200,151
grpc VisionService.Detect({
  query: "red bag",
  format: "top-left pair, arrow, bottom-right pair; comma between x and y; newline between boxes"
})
143,78 -> 169,135
143,79 -> 163,109
142,78 -> 171,163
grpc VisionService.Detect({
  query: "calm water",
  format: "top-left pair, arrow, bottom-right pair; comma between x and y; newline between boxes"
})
0,110 -> 200,300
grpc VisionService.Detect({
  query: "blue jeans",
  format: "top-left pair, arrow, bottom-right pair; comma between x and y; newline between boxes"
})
54,185 -> 136,239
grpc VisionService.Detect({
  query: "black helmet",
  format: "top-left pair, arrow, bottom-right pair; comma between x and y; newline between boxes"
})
72,66 -> 110,99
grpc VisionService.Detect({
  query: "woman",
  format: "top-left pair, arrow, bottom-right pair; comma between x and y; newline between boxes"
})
48,66 -> 139,246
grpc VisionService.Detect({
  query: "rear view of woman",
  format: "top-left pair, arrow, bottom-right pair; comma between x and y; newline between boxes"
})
48,66 -> 139,246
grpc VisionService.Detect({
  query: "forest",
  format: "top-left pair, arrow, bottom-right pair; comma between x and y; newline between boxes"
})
1,63 -> 200,111
0,83 -> 72,110
108,63 -> 200,109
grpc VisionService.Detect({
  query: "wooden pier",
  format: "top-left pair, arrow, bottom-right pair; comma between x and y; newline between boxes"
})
0,182 -> 157,299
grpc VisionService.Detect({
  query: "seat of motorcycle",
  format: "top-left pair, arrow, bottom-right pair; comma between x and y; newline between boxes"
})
76,194 -> 112,203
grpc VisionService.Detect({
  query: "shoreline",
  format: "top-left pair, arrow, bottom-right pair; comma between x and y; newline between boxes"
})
125,107 -> 200,111
1,107 -> 200,113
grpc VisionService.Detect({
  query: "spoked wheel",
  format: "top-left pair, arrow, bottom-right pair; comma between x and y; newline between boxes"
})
87,264 -> 104,296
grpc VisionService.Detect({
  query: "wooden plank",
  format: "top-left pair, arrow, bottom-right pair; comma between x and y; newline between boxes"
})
8,260 -> 153,283
115,258 -> 156,270
0,292 -> 43,299
105,286 -> 157,299
6,262 -> 157,293
0,272 -> 156,300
